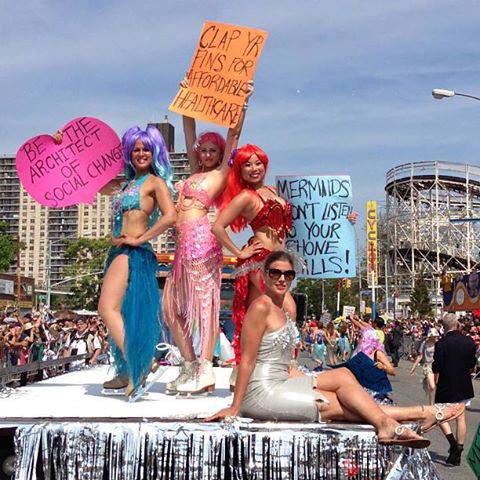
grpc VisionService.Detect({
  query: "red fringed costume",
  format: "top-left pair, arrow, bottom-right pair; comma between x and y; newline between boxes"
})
232,188 -> 292,364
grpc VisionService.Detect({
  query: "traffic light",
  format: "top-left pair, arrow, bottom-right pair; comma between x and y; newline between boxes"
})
345,279 -> 351,289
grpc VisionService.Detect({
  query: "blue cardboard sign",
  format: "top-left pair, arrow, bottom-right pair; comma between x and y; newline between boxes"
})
276,175 -> 356,278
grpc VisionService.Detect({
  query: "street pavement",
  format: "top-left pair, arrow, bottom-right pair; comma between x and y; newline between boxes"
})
298,353 -> 480,480
391,360 -> 479,480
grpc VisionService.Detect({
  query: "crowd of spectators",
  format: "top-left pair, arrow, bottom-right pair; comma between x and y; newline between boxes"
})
0,304 -> 110,386
300,316 -> 360,367
300,311 -> 480,372
298,311 -> 479,422
4,302 -> 480,389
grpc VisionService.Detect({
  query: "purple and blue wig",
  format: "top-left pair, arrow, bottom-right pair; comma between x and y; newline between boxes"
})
122,125 -> 174,191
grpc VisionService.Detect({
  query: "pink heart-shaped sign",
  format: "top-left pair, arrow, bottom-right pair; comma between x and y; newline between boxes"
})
16,117 -> 124,208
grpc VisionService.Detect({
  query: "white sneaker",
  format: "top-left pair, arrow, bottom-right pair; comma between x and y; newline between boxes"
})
165,360 -> 197,395
176,360 -> 215,396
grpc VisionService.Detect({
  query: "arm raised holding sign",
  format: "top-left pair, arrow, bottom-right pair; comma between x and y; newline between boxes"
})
161,82 -> 253,397
97,125 -> 176,401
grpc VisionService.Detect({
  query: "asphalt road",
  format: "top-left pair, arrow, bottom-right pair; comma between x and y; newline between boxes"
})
390,360 -> 479,480
298,353 -> 480,480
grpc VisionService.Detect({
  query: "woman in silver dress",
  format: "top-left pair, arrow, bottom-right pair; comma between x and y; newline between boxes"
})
207,251 -> 464,448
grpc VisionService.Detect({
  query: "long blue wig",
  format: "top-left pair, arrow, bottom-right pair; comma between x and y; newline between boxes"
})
122,125 -> 174,192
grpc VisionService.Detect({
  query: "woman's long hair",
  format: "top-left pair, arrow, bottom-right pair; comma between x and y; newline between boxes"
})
221,144 -> 269,232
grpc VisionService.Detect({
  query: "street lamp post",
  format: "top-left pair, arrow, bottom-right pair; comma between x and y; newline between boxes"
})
432,88 -> 480,102
46,232 -> 91,307
432,88 -> 480,316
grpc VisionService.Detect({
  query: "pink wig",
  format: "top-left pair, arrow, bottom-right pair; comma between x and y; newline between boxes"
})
355,327 -> 385,357
193,132 -> 226,163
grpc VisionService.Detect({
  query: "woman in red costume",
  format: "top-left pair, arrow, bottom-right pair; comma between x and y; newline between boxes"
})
213,144 -> 357,372
212,144 -> 295,368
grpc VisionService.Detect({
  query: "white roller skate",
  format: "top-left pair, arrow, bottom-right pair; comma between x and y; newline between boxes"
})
176,360 -> 216,397
165,360 -> 197,395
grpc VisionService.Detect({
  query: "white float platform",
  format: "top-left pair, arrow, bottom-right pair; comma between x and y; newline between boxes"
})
0,365 -> 233,425
3,366 -> 441,479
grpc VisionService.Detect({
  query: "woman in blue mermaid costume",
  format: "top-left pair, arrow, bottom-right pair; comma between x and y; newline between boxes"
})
98,125 -> 176,399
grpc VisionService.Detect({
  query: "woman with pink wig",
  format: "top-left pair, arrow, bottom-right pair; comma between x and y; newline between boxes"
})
163,82 -> 253,395
346,315 -> 396,403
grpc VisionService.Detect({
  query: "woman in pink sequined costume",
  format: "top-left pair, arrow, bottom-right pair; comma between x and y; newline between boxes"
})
163,82 -> 253,395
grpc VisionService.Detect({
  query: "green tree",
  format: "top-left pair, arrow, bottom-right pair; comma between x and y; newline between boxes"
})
294,278 -> 359,319
410,274 -> 432,317
62,237 -> 111,310
0,221 -> 19,272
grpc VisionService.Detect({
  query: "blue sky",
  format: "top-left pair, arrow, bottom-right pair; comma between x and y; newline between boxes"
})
2,0 -> 480,227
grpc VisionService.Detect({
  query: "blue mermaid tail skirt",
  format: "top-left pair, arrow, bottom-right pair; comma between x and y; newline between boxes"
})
104,243 -> 161,389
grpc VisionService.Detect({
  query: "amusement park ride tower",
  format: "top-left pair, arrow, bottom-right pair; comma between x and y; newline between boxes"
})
385,161 -> 480,305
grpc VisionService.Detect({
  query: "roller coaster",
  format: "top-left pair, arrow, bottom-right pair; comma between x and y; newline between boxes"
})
385,161 -> 480,298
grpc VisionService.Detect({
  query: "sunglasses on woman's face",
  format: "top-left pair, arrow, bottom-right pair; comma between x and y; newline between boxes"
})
267,268 -> 296,281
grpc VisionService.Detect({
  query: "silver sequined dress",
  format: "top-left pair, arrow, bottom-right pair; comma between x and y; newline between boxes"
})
240,314 -> 329,422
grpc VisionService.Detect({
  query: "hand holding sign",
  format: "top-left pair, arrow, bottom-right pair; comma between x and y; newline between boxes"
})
170,21 -> 268,128
16,117 -> 124,208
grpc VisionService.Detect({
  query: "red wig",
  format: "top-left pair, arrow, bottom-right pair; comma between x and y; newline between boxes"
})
221,144 -> 269,233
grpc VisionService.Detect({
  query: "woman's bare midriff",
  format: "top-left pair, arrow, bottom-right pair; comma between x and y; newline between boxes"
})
120,210 -> 149,238
252,229 -> 285,251
176,198 -> 209,224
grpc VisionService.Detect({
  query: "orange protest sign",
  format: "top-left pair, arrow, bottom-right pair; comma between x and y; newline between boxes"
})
169,21 -> 268,128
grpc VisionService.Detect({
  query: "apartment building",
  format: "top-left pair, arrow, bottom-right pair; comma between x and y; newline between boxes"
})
0,119 -> 192,287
